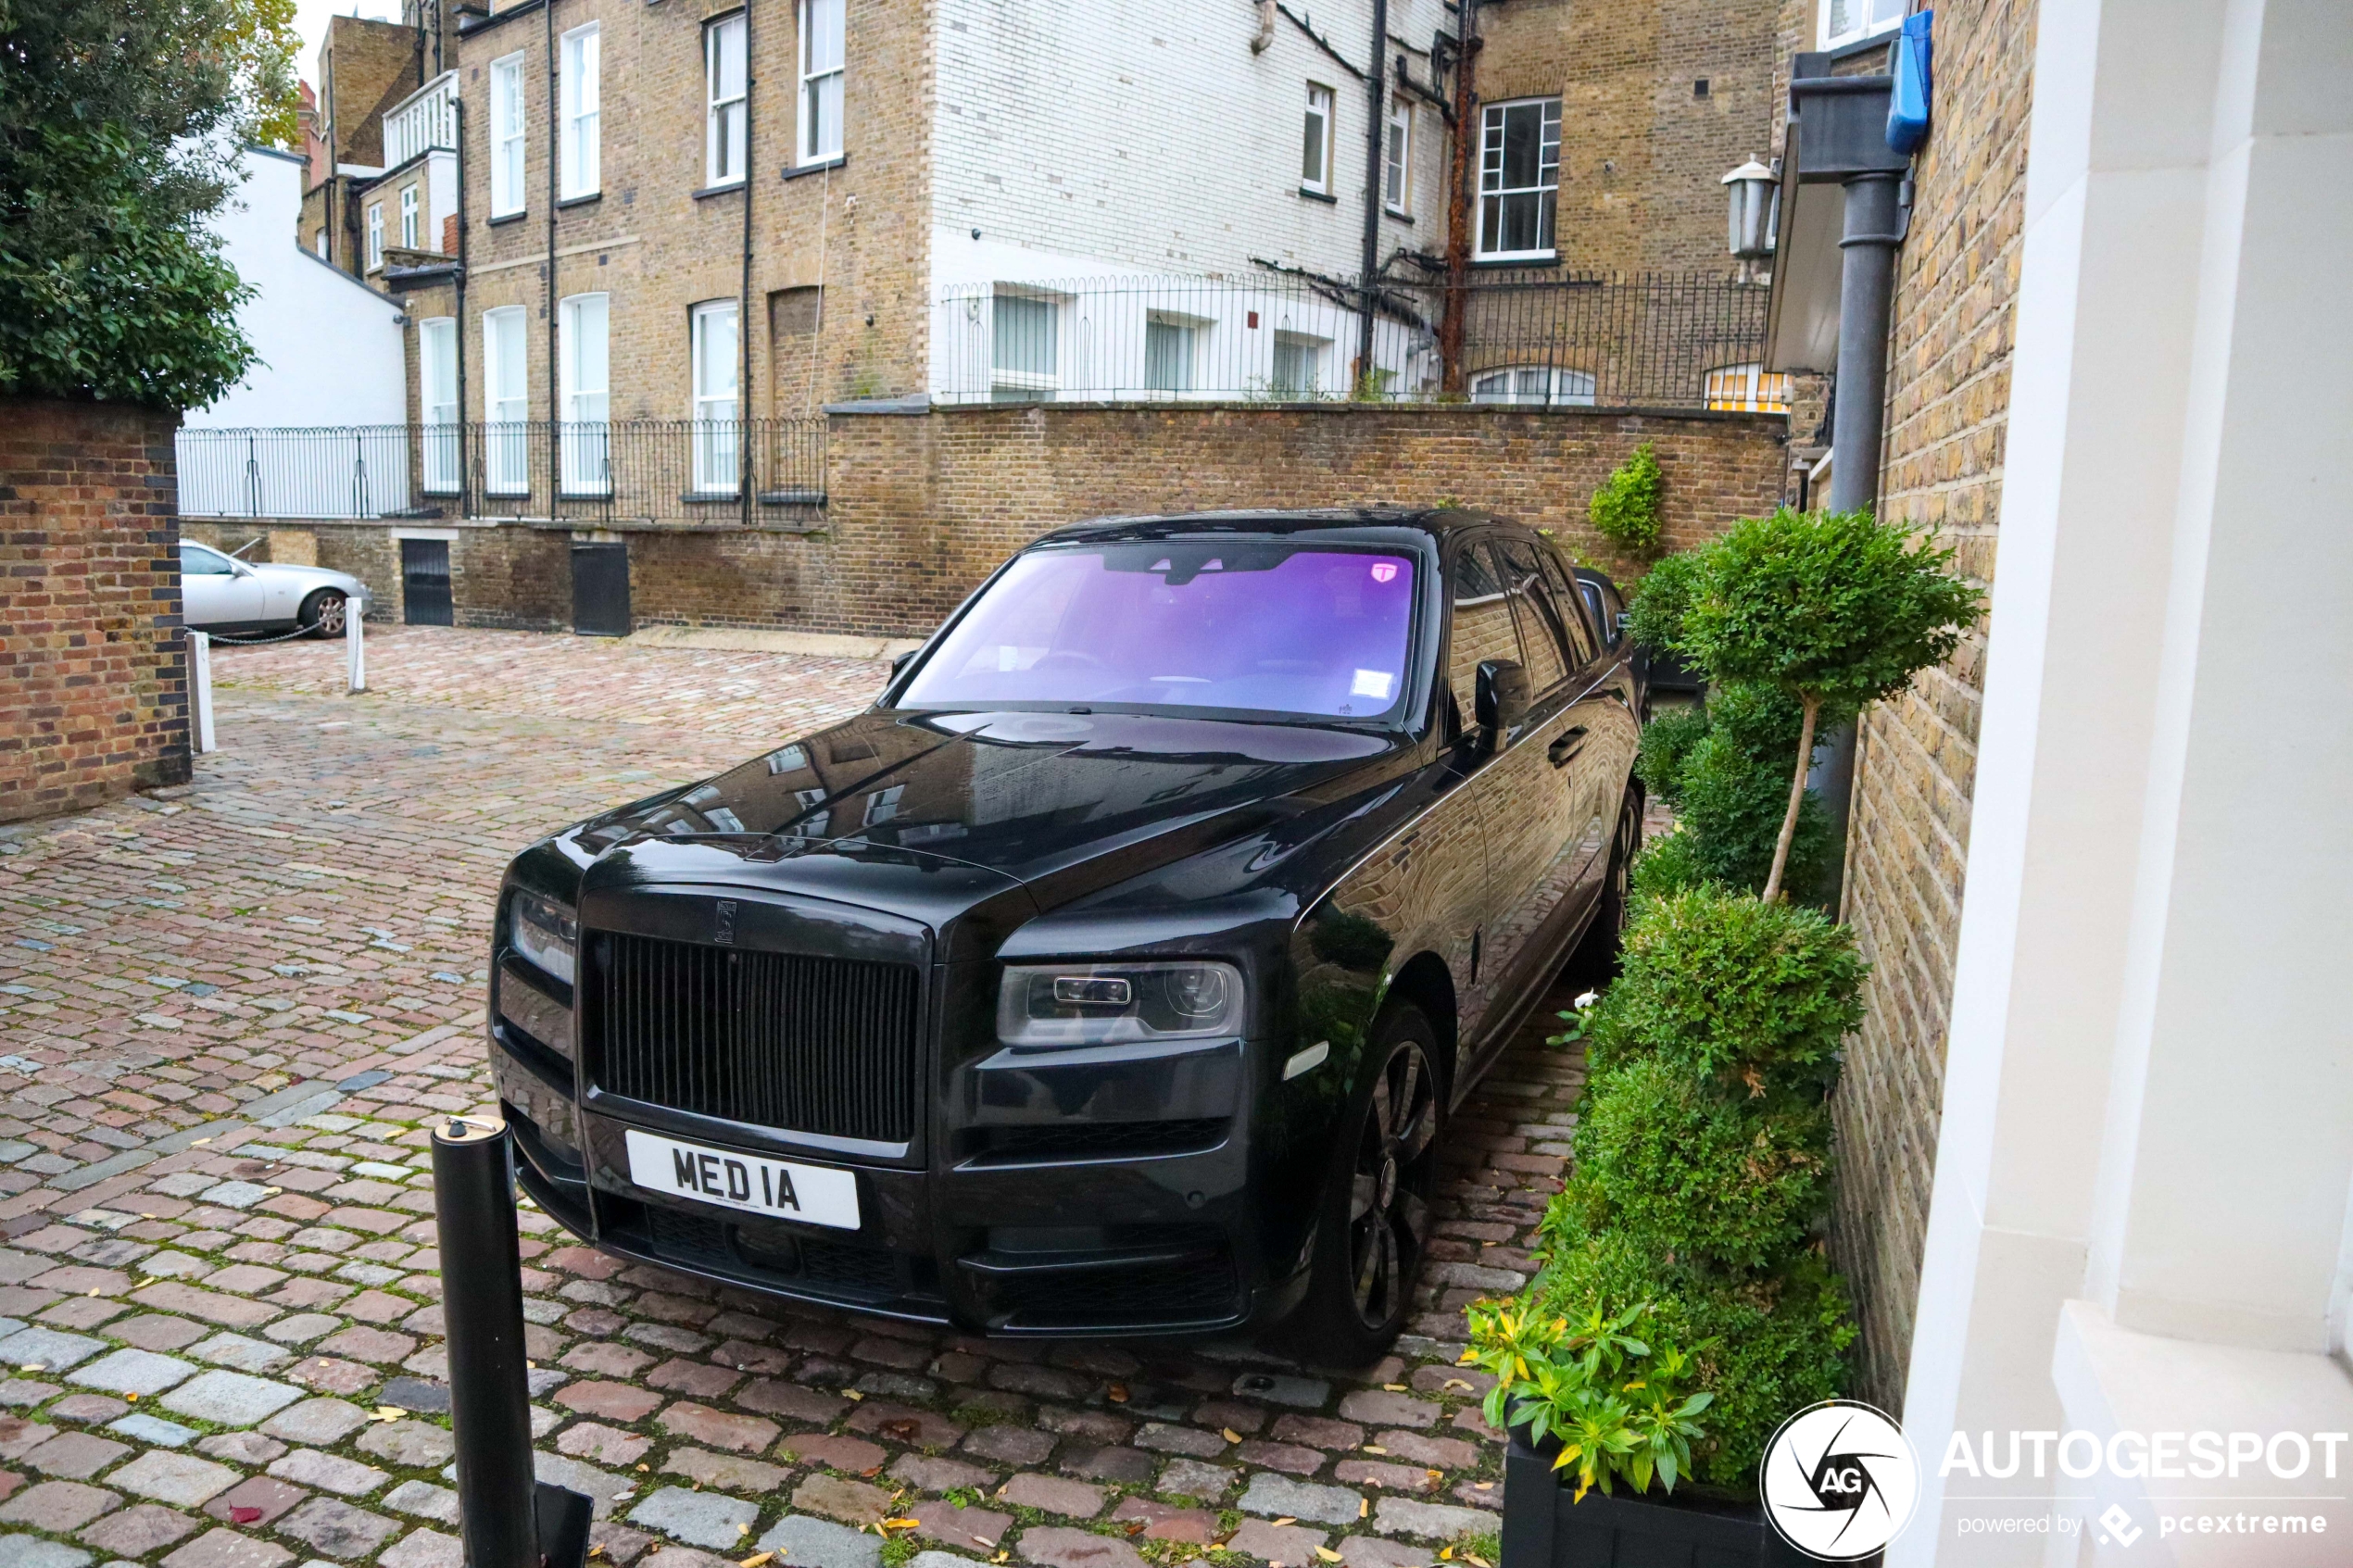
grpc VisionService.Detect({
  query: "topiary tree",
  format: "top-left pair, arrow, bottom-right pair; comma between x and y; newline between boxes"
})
1589,441 -> 1665,556
1675,508 -> 1985,901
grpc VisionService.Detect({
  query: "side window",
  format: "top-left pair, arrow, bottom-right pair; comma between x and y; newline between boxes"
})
1492,538 -> 1570,694
180,544 -> 232,575
1445,540 -> 1519,727
1535,547 -> 1602,665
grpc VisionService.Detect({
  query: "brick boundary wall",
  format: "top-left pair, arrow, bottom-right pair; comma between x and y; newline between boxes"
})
188,403 -> 1793,639
1,399 -> 193,823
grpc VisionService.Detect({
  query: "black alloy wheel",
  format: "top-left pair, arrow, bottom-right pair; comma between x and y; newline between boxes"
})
1346,1032 -> 1440,1328
1593,788 -> 1644,955
301,589 -> 348,639
1288,1004 -> 1443,1360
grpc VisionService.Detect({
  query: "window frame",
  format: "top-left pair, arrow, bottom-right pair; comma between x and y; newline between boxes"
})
399,184 -> 420,249
489,52 -> 526,217
1384,95 -> 1412,215
706,11 -> 749,187
481,305 -> 532,495
798,0 -> 845,167
365,203 -> 384,270
1818,0 -> 1906,52
420,317 -> 460,495
1477,96 -> 1562,261
690,298 -> 742,495
559,292 -> 611,496
989,292 -> 1060,402
560,21 -> 600,201
1301,82 -> 1335,195
1143,313 -> 1200,397
1467,365 -> 1595,407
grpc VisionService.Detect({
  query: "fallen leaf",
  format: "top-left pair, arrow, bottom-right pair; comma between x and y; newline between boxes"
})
636,1464 -> 650,1473
375,1406 -> 404,1421
1472,1482 -> 1492,1491
1273,1517 -> 1296,1527
1108,1383 -> 1129,1402
843,1389 -> 864,1401
883,1519 -> 921,1531
19,1364 -> 42,1374
1466,1556 -> 1492,1567
1315,1550 -> 1342,1563
587,1547 -> 606,1559
86,1288 -> 99,1298
739,1555 -> 774,1568
1363,1446 -> 1387,1455
880,1419 -> 919,1442
1382,1384 -> 1406,1393
1222,1428 -> 1243,1444
1439,1549 -> 1453,1561
1357,1500 -> 1368,1519
1443,1380 -> 1473,1392
231,1508 -> 264,1524
125,1392 -> 139,1402
1126,1523 -> 1146,1537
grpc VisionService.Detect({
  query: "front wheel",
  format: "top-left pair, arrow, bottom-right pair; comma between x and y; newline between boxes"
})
1286,1004 -> 1443,1363
299,589 -> 348,639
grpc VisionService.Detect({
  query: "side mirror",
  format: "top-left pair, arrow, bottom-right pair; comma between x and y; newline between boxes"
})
1475,659 -> 1529,737
889,650 -> 916,679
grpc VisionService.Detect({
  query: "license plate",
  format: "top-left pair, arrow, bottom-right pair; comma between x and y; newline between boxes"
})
623,1129 -> 861,1231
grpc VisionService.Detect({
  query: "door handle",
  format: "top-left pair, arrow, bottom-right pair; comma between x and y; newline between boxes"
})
1548,726 -> 1589,767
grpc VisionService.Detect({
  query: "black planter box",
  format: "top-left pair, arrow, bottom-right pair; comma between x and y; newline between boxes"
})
1502,1430 -> 1827,1568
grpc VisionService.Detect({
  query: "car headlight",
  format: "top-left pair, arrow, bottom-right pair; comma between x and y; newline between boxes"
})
997,960 -> 1246,1049
510,891 -> 578,986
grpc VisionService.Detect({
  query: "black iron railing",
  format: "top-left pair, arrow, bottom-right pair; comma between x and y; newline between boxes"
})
175,419 -> 829,525
931,269 -> 1779,409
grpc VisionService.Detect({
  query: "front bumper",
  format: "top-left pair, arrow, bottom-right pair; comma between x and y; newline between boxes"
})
489,960 -> 1315,1337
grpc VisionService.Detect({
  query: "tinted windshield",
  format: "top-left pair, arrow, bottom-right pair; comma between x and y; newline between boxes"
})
900,541 -> 1419,720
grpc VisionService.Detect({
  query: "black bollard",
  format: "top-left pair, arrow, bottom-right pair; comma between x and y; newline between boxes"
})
433,1115 -> 592,1568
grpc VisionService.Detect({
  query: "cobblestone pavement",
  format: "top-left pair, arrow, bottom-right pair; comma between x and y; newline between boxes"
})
0,627 -> 1586,1568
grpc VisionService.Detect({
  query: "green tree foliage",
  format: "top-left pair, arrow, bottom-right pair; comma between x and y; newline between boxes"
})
1587,885 -> 1865,1107
1671,508 -> 1985,900
0,0 -> 296,407
1632,705 -> 1709,809
1671,685 -> 1836,899
1568,1055 -> 1831,1272
1589,442 -> 1665,556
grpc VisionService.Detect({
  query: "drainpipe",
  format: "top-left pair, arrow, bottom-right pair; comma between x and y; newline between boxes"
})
546,0 -> 560,445
1354,0 -> 1389,387
1785,57 -> 1910,909
1438,0 -> 1478,394
454,95 -> 471,515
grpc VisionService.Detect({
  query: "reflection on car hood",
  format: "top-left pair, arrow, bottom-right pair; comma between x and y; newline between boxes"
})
255,562 -> 366,591
575,708 -> 1399,892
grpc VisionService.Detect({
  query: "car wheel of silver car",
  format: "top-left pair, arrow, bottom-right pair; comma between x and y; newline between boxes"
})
300,590 -> 347,639
1292,1004 -> 1441,1360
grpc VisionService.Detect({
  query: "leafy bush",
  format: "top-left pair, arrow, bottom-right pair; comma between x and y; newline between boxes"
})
1629,828 -> 1709,902
1624,547 -> 1702,653
1464,1298 -> 1713,1500
1587,886 -> 1864,1104
1570,1056 -> 1831,1270
1675,730 -> 1835,898
1531,1215 -> 1854,1490
1589,443 -> 1665,556
1633,705 -> 1709,809
1672,508 -> 1983,899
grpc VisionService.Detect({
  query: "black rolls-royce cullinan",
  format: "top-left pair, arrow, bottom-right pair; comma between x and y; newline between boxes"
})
489,508 -> 1644,1358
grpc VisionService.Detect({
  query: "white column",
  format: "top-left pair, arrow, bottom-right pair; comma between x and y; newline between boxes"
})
1894,1 -> 2353,1562
346,596 -> 367,694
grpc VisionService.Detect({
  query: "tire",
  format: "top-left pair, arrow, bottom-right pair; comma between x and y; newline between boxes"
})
300,590 -> 347,639
1592,787 -> 1645,961
1286,1003 -> 1444,1363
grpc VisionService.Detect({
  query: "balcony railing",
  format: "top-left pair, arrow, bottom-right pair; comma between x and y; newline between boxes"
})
175,420 -> 828,525
931,269 -> 1775,410
384,71 -> 459,169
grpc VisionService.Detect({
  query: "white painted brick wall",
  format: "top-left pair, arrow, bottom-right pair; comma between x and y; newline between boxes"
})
928,0 -> 1455,289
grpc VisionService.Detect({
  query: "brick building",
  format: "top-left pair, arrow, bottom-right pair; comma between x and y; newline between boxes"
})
299,13 -> 448,274
0,403 -> 193,824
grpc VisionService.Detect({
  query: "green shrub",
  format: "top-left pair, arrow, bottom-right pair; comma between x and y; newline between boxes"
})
1634,705 -> 1709,808
1589,443 -> 1665,556
1532,1214 -> 1855,1491
1674,507 -> 1983,899
1571,1056 -> 1831,1271
1624,547 -> 1702,652
1629,828 -> 1710,902
1587,886 -> 1864,1104
1463,1297 -> 1713,1500
1675,730 -> 1834,898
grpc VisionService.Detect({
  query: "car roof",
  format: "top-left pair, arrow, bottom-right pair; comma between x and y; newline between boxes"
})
1035,506 -> 1521,548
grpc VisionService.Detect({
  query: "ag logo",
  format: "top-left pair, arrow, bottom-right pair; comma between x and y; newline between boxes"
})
1760,1400 -> 1919,1561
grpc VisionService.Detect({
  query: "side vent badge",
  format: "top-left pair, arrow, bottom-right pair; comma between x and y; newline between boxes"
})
713,899 -> 736,947
1282,1040 -> 1330,1081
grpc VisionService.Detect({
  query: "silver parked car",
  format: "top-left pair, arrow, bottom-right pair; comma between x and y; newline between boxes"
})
179,541 -> 373,637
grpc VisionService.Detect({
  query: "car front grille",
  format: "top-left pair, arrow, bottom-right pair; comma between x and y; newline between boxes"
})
587,931 -> 922,1144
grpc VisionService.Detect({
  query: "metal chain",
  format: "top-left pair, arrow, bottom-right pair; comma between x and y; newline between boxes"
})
201,622 -> 346,647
